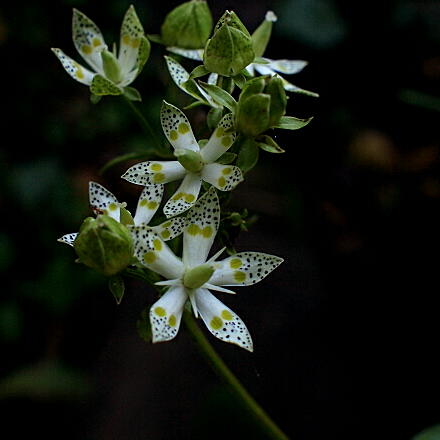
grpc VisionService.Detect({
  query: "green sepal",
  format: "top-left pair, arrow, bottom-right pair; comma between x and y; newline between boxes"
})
198,81 -> 237,112
233,73 -> 247,89
236,94 -> 271,137
189,64 -> 210,80
236,136 -> 260,173
108,275 -> 125,304
90,93 -> 102,104
214,10 -> 250,36
146,33 -> 163,44
216,152 -> 237,164
275,115 -> 313,130
252,17 -> 273,58
266,76 -> 287,126
256,134 -> 285,153
239,76 -> 266,102
123,86 -> 142,102
135,36 -> 151,76
120,207 -> 135,225
161,0 -> 213,49
207,107 -> 224,130
136,308 -> 152,342
90,75 -> 122,96
183,100 -> 205,110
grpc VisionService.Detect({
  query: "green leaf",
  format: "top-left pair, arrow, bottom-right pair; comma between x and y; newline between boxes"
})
90,74 -> 122,96
108,275 -> 125,304
274,115 -> 313,130
123,86 -> 142,102
189,64 -> 210,80
198,81 -> 237,112
232,73 -> 247,89
256,134 -> 285,153
216,152 -> 237,164
137,308 -> 152,342
207,107 -> 224,130
236,137 -> 259,173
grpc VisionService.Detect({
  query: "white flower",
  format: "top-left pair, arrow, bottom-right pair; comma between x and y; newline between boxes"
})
131,187 -> 284,351
51,6 -> 150,95
58,181 -> 184,246
122,101 -> 243,218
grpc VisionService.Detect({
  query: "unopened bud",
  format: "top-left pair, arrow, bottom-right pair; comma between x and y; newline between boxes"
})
251,11 -> 277,57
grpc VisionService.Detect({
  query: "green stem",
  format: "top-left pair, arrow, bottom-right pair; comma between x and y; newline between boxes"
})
183,311 -> 289,440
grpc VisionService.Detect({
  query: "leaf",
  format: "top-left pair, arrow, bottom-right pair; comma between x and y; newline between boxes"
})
275,115 -> 314,130
236,137 -> 259,173
207,107 -> 224,130
232,73 -> 247,89
189,64 -> 210,80
90,74 -> 122,96
256,135 -> 285,153
146,33 -> 163,44
108,275 -> 125,304
198,81 -> 237,112
216,152 -> 237,164
123,86 -> 142,102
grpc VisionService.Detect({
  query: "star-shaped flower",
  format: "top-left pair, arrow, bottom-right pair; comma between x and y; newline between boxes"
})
58,181 -> 184,246
131,187 -> 284,351
51,6 -> 150,96
122,101 -> 243,218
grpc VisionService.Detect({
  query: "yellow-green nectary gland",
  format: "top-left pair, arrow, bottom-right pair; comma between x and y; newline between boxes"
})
183,264 -> 214,289
101,50 -> 122,84
175,149 -> 204,173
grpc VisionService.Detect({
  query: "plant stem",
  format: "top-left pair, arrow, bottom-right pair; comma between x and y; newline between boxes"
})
183,311 -> 289,440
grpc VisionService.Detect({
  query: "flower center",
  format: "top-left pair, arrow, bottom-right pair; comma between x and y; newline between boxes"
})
175,149 -> 204,173
183,264 -> 214,289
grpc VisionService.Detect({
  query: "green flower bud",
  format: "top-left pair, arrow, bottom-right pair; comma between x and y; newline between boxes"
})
175,149 -> 204,173
74,215 -> 134,277
183,264 -> 214,289
251,11 -> 277,58
266,76 -> 287,127
101,50 -> 122,84
204,11 -> 255,77
161,0 -> 213,49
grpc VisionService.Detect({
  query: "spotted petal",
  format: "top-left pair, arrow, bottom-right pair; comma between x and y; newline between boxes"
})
201,163 -> 243,191
72,9 -> 106,74
182,187 -> 220,267
160,101 -> 199,152
209,252 -> 284,287
89,182 -> 120,221
51,48 -> 95,85
163,173 -> 202,218
194,288 -> 253,352
151,217 -> 186,241
131,228 -> 184,279
200,113 -> 236,163
122,161 -> 186,186
150,285 -> 187,343
57,232 -> 78,247
166,47 -> 204,61
133,185 -> 164,226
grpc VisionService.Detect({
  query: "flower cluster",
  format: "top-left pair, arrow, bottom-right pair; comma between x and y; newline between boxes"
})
55,1 -> 315,351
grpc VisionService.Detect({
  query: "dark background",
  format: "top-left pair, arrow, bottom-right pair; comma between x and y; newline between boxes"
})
1,0 -> 439,438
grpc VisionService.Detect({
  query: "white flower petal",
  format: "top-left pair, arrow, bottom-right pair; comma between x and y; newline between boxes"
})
72,9 -> 106,74
266,59 -> 308,74
163,173 -> 202,218
151,217 -> 186,241
194,288 -> 253,352
51,48 -> 95,85
209,252 -> 284,287
253,63 -> 276,77
182,187 -> 220,267
150,285 -> 187,343
166,47 -> 204,61
133,185 -> 164,226
57,232 -> 78,247
122,161 -> 186,186
131,227 -> 184,279
160,101 -> 199,152
89,182 -> 120,221
201,163 -> 243,192
200,113 -> 236,163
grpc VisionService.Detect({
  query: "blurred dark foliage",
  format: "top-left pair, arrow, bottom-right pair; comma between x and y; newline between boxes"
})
0,0 -> 439,438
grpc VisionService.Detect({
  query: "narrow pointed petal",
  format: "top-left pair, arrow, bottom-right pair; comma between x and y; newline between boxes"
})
203,283 -> 236,294
150,285 -> 187,343
151,216 -> 186,241
160,101 -> 199,152
207,72 -> 219,85
163,173 -> 202,218
72,9 -> 106,74
57,232 -> 78,247
133,185 -> 164,226
279,77 -> 319,97
200,113 -> 236,163
122,161 -> 186,186
182,187 -> 220,267
89,181 -> 121,221
206,246 -> 226,263
131,227 -> 184,279
209,252 -> 284,287
194,288 -> 253,352
167,47 -> 204,61
266,59 -> 308,74
201,163 -> 243,192
51,48 -> 95,85
118,5 -> 147,78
